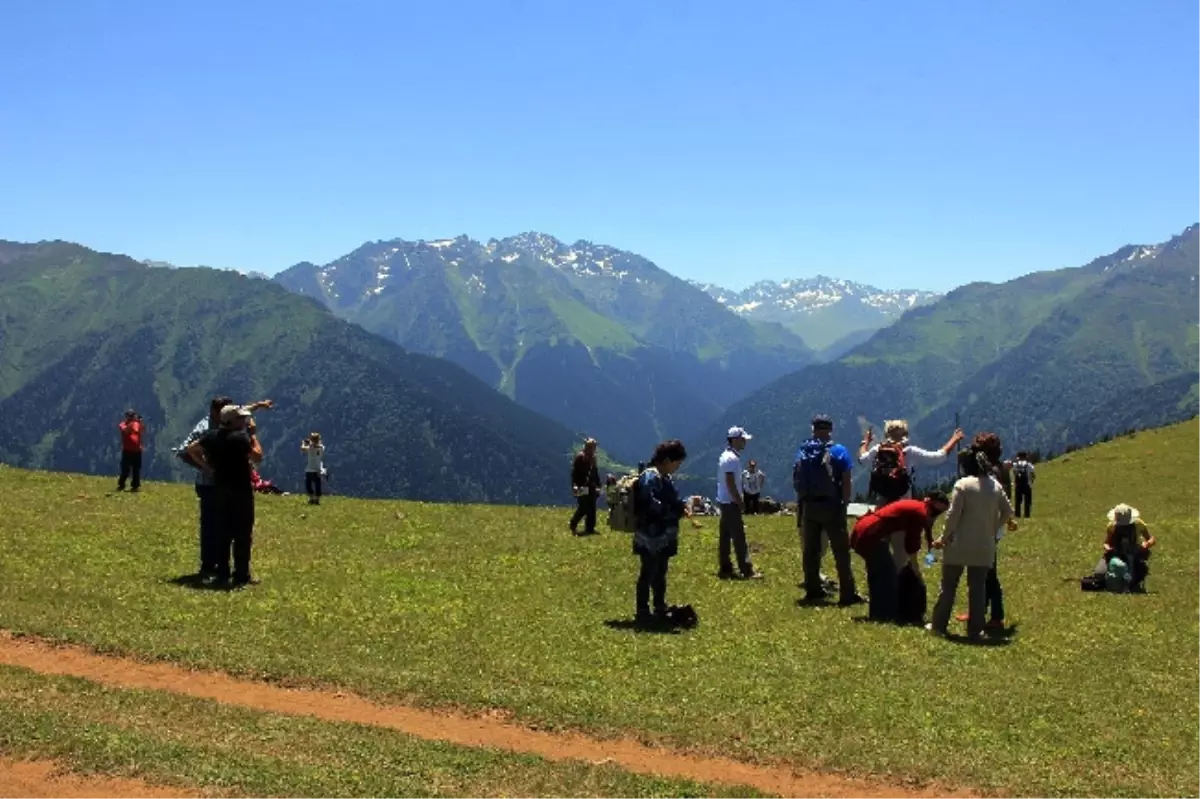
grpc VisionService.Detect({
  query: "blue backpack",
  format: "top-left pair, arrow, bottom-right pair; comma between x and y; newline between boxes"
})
793,438 -> 840,502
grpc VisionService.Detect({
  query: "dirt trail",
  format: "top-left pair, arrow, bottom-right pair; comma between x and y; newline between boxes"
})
0,631 -> 970,798
0,757 -> 196,798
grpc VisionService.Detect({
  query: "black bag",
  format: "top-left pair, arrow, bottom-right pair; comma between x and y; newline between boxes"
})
869,442 -> 911,500
896,566 -> 927,625
665,604 -> 698,629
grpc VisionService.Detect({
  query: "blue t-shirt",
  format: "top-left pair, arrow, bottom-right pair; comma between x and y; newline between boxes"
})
827,443 -> 853,477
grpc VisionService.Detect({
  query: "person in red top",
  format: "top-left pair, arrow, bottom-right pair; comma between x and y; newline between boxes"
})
117,409 -> 145,492
850,491 -> 949,623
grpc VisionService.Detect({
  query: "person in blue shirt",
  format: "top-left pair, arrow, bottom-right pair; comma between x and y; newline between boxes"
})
794,414 -> 863,605
633,439 -> 689,626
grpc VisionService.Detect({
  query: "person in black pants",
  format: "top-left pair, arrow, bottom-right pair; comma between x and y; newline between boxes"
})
1012,452 -> 1035,518
569,438 -> 601,535
188,404 -> 264,587
632,439 -> 689,626
117,410 -> 145,492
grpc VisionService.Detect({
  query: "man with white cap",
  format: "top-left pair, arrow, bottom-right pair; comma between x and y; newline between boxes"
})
716,426 -> 762,579
187,404 -> 264,587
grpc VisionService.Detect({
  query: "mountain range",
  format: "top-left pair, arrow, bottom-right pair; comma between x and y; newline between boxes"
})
697,277 -> 941,358
275,233 -> 814,463
0,241 -> 584,505
687,224 -> 1200,499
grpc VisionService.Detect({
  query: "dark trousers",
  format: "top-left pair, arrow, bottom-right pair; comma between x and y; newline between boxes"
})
570,493 -> 598,533
636,551 -> 671,616
216,492 -> 255,581
744,493 -> 760,515
801,502 -> 857,599
118,450 -> 142,490
305,471 -> 323,498
196,484 -> 220,574
985,557 -> 1004,622
863,540 -> 897,621
1015,483 -> 1032,517
718,503 -> 753,576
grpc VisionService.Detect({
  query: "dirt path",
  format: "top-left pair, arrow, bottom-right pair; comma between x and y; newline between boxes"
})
0,631 -> 969,798
0,757 -> 196,798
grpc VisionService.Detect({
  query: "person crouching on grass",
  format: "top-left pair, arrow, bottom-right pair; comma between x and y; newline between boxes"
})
301,431 -> 325,505
633,439 -> 689,628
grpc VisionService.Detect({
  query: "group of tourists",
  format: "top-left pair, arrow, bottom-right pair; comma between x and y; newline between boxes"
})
573,409 -> 1152,636
114,398 -> 329,588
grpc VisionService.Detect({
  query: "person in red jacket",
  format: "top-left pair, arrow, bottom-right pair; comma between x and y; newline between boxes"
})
850,491 -> 949,623
117,409 -> 145,492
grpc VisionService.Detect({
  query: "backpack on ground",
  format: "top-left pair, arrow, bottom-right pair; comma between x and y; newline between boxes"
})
793,439 -> 839,502
665,604 -> 698,629
868,442 -> 910,500
1105,557 -> 1132,593
606,473 -> 641,532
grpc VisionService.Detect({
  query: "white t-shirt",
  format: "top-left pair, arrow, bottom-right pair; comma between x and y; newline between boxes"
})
305,444 -> 325,473
742,469 -> 766,495
716,449 -> 741,504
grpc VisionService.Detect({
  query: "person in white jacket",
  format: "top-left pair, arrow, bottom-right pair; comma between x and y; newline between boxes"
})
928,444 -> 1015,639
859,420 -> 964,505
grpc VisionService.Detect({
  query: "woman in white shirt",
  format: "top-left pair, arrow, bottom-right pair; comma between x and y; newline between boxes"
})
859,420 -> 964,504
741,461 -> 766,515
928,444 -> 1015,639
300,432 -> 326,505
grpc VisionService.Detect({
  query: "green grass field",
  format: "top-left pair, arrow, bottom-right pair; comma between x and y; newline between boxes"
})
1,419 -> 1197,796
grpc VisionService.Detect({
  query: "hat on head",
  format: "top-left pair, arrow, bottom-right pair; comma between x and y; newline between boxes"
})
219,404 -> 252,424
1106,504 -> 1140,526
727,426 -> 752,440
811,414 -> 834,429
125,408 -> 137,417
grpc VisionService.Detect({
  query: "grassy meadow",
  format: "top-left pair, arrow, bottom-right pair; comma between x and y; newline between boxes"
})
0,419 -> 1197,796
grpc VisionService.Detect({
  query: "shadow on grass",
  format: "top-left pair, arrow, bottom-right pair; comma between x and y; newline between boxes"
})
166,573 -> 234,592
603,618 -> 683,636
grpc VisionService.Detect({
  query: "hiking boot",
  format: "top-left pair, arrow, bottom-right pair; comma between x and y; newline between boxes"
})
838,593 -> 866,607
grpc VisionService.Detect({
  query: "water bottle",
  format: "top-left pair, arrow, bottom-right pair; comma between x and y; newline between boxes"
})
923,550 -> 937,568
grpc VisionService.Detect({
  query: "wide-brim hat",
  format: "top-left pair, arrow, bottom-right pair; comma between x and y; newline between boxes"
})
1106,504 -> 1140,526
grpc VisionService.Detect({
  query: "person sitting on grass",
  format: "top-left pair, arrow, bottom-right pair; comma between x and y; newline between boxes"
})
633,439 -> 689,628
1103,504 -> 1155,592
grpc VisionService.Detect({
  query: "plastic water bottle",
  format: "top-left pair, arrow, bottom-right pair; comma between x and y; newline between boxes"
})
923,550 -> 937,568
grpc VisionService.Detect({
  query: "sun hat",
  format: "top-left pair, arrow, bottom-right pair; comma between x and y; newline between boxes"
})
1106,504 -> 1140,526
727,426 -> 752,440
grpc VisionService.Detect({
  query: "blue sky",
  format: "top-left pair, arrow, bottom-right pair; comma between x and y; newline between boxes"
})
1,0 -> 1196,292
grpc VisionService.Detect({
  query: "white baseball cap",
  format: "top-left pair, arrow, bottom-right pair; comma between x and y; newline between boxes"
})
727,426 -> 752,440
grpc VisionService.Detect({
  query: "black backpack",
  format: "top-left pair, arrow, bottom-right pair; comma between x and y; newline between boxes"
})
869,442 -> 911,500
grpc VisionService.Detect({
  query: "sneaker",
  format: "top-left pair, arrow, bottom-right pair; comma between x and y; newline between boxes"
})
838,593 -> 866,607
924,623 -> 946,637
740,570 -> 764,580
230,576 -> 259,589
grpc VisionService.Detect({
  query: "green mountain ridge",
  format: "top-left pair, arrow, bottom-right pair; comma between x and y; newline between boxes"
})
686,224 -> 1200,498
274,234 -> 814,462
0,240 -> 584,504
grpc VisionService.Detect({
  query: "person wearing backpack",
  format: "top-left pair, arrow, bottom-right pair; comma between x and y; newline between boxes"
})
858,420 -> 963,506
794,414 -> 861,605
1012,452 -> 1036,517
632,439 -> 689,626
716,427 -> 762,580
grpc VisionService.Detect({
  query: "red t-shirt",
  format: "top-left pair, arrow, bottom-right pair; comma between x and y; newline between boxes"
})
119,420 -> 143,452
850,499 -> 931,558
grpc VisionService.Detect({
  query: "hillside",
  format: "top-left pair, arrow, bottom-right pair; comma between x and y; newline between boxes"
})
689,225 -> 1200,498
699,276 -> 940,356
275,233 -> 813,462
0,241 -> 582,504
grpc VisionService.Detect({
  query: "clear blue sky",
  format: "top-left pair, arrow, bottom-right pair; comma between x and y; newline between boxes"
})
1,0 -> 1196,291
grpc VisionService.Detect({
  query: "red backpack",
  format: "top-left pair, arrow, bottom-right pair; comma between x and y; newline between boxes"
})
869,442 -> 911,500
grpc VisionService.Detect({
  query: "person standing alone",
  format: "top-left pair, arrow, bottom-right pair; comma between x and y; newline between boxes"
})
117,409 -> 145,492
741,460 -> 766,515
717,427 -> 762,580
188,405 -> 263,588
570,438 -> 601,535
301,432 -> 325,505
1012,451 -> 1036,518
